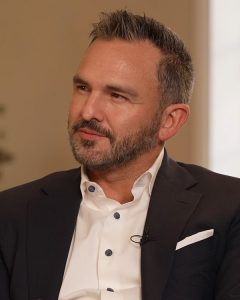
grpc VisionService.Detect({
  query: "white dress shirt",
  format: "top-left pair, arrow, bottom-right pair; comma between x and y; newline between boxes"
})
59,149 -> 164,300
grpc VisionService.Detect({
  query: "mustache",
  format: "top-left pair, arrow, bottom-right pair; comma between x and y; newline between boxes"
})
71,119 -> 115,141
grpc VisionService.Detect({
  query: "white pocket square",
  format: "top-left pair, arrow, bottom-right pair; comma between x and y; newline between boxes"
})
175,229 -> 214,250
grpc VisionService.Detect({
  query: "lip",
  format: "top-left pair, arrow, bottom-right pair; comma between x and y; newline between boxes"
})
78,128 -> 106,140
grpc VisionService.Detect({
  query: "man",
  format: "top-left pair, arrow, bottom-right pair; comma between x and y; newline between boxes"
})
0,10 -> 240,300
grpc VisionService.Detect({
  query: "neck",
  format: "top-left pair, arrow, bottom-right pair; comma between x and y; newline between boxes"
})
86,146 -> 163,204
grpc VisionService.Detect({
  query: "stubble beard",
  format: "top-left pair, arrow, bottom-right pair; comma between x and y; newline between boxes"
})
68,110 -> 162,171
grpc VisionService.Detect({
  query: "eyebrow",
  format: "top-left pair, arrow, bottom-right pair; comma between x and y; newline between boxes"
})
73,74 -> 138,98
73,74 -> 88,86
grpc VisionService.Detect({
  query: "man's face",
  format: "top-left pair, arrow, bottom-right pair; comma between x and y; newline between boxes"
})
68,39 -> 163,171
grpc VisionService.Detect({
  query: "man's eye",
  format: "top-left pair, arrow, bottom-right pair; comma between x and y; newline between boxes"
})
75,84 -> 88,91
111,92 -> 127,100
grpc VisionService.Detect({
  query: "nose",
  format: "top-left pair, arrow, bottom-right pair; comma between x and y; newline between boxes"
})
78,91 -> 104,122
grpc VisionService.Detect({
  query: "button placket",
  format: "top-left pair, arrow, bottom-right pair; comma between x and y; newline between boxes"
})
98,210 -> 121,291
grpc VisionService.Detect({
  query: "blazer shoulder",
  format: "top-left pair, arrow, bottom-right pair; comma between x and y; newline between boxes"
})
0,168 -> 80,219
178,161 -> 240,182
178,161 -> 240,196
1,168 -> 80,195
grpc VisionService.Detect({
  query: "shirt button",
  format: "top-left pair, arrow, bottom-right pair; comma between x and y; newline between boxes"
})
88,185 -> 95,192
105,249 -> 113,256
113,212 -> 120,219
107,288 -> 114,292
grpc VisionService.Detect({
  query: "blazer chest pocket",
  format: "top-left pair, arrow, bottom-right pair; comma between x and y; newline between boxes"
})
163,235 -> 218,299
162,233 -> 218,299
174,234 -> 217,266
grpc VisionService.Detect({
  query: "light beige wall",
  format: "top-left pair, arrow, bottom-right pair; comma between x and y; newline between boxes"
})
189,0 -> 209,165
0,0 -> 209,190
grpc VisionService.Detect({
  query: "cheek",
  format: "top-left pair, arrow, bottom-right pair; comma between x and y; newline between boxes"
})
68,99 -> 82,123
119,111 -> 145,128
109,115 -> 138,138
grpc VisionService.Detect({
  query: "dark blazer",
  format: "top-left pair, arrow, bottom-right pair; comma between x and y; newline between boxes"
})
1,153 -> 240,300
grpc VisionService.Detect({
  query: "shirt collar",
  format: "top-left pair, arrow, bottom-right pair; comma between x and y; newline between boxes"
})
80,148 -> 164,199
135,148 -> 164,195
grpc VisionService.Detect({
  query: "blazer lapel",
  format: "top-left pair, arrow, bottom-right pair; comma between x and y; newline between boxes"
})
27,169 -> 81,300
141,154 -> 202,300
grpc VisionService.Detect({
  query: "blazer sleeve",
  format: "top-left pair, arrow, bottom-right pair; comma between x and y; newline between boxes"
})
0,250 -> 10,300
0,190 -> 15,300
215,207 -> 240,299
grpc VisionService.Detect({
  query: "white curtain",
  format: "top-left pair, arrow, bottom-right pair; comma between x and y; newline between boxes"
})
209,0 -> 240,177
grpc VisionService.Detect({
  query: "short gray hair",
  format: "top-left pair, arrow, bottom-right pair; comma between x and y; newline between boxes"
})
90,10 -> 194,109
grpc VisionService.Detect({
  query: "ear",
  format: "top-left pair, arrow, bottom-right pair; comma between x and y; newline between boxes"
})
158,104 -> 190,142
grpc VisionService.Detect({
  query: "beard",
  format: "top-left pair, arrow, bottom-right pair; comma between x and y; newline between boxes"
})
68,110 -> 162,171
